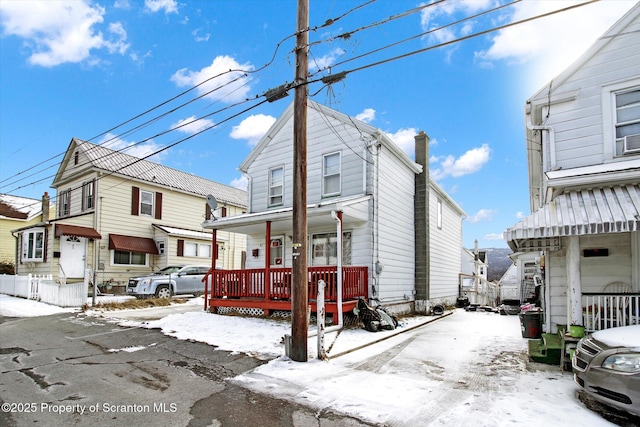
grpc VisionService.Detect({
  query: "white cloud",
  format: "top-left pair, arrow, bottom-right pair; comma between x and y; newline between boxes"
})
420,0 -> 492,44
144,0 -> 178,14
230,114 -> 276,147
483,232 -> 504,241
385,127 -> 419,154
230,176 -> 248,190
98,133 -> 167,163
516,211 -> 525,219
310,48 -> 345,72
431,144 -> 490,180
171,55 -> 254,103
170,116 -> 215,135
355,108 -> 376,123
474,1 -> 636,86
467,208 -> 496,224
192,28 -> 210,42
0,0 -> 129,67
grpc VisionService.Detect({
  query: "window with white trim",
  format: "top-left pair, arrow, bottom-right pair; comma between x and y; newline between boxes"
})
22,229 -> 45,262
323,152 -> 341,196
140,189 -> 154,216
184,242 -> 212,258
311,231 -> 351,266
58,189 -> 71,217
112,250 -> 147,266
615,87 -> 640,156
82,180 -> 95,211
269,166 -> 284,206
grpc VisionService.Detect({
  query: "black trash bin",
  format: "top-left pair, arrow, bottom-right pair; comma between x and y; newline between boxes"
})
519,311 -> 542,339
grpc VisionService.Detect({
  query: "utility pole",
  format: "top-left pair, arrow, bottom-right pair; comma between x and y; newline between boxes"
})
290,0 -> 309,362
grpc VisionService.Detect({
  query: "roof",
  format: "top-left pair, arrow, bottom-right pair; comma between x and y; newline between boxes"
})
55,224 -> 101,239
0,194 -> 43,220
504,184 -> 640,251
108,233 -> 159,255
152,224 -> 220,241
54,138 -> 247,208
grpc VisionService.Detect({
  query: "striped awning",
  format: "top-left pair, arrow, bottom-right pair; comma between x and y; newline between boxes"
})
504,184 -> 640,251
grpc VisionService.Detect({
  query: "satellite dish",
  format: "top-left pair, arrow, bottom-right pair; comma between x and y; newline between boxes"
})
206,195 -> 218,211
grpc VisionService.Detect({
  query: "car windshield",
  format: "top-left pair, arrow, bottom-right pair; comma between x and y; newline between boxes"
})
153,266 -> 183,275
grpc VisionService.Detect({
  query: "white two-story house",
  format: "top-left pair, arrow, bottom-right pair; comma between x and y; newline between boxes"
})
504,3 -> 640,333
202,100 -> 466,320
13,138 -> 248,292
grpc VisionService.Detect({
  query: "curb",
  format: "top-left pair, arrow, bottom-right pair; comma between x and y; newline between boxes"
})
327,310 -> 454,359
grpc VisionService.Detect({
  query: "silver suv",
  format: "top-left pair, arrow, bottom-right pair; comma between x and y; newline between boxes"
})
126,265 -> 210,298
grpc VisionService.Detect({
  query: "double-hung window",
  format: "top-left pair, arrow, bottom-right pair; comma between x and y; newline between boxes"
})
615,88 -> 640,156
269,166 -> 284,206
183,242 -> 211,258
140,189 -> 154,216
22,229 -> 45,262
322,152 -> 341,197
82,180 -> 95,211
58,189 -> 71,217
311,231 -> 351,266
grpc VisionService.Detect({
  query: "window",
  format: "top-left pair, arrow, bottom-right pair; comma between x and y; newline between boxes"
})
269,167 -> 284,206
437,200 -> 443,229
323,152 -> 341,196
270,237 -> 284,266
113,250 -> 147,266
58,189 -> 71,217
181,241 -> 211,258
22,229 -> 45,262
311,232 -> 351,266
81,180 -> 95,211
140,190 -> 154,216
615,88 -> 640,156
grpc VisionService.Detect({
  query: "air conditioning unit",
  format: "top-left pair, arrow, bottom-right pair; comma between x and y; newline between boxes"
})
623,134 -> 640,154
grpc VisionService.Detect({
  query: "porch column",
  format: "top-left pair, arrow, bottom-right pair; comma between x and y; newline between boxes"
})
265,221 -> 271,301
566,235 -> 583,326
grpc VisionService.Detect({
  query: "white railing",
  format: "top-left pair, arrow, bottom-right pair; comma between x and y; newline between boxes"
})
582,293 -> 640,331
0,274 -> 88,307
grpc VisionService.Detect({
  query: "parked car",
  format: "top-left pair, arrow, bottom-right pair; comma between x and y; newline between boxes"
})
573,324 -> 640,416
127,265 -> 210,298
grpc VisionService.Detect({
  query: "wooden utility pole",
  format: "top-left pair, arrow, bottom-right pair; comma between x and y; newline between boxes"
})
290,0 -> 309,362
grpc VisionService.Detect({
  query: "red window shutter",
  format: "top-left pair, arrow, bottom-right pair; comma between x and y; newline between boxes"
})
221,206 -> 227,217
43,228 -> 48,262
177,239 -> 184,257
155,192 -> 162,219
131,186 -> 140,216
205,203 -> 211,220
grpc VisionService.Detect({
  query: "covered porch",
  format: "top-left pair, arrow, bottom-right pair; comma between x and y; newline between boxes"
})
504,184 -> 640,334
201,195 -> 372,320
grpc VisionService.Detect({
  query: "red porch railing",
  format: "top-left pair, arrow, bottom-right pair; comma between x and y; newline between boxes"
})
202,266 -> 368,319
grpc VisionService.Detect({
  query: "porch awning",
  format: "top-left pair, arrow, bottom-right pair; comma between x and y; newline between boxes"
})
108,233 -> 159,254
504,184 -> 640,251
55,224 -> 102,239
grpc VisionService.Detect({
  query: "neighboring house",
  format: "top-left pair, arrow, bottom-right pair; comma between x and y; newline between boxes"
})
13,138 -> 248,291
504,4 -> 640,333
0,193 -> 54,264
202,100 -> 466,318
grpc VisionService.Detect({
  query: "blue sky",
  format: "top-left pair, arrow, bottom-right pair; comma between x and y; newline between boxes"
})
0,0 -> 637,249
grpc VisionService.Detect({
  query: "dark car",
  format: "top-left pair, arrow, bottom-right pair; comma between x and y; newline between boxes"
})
573,324 -> 640,416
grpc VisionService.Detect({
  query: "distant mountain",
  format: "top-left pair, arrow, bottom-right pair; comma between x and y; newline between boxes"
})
483,248 -> 513,282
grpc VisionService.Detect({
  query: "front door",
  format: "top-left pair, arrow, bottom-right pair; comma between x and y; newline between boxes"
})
60,236 -> 86,278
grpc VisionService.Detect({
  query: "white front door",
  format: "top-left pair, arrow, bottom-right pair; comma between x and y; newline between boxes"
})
60,236 -> 86,278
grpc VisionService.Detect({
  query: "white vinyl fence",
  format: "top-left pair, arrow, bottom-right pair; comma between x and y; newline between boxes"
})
0,274 -> 88,307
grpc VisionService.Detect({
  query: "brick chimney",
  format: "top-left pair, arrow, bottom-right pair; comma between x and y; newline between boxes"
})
42,192 -> 50,222
414,131 -> 430,310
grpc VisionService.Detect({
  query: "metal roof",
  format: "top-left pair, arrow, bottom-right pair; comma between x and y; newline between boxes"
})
504,184 -> 640,251
75,138 -> 247,208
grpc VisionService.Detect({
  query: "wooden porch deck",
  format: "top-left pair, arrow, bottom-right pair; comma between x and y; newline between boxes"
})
202,266 -> 368,319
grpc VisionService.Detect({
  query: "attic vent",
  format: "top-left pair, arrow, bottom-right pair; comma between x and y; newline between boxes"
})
623,134 -> 640,154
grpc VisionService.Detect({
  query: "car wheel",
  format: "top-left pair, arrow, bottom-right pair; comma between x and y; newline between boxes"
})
155,285 -> 172,299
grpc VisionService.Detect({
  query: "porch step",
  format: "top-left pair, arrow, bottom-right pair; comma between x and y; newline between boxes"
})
528,333 -> 562,365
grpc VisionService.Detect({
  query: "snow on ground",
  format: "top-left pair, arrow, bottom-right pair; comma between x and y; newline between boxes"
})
0,294 -> 619,426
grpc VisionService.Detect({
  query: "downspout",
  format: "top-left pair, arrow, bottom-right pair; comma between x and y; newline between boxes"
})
526,106 -> 555,171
